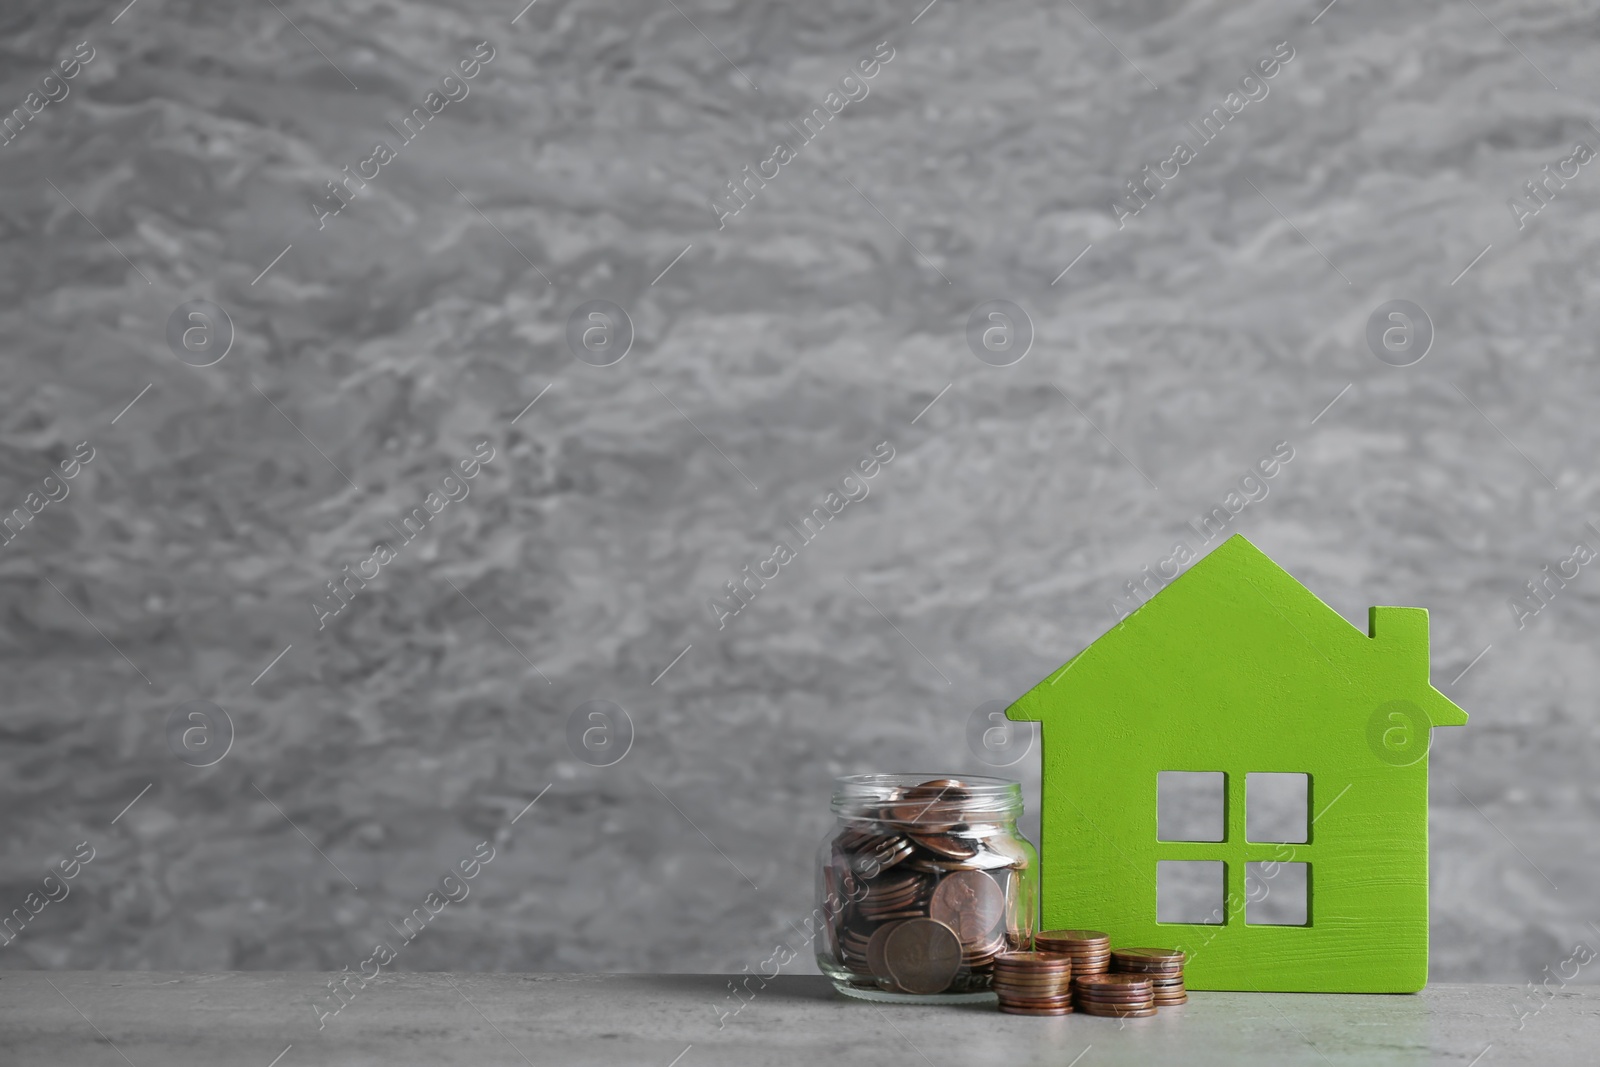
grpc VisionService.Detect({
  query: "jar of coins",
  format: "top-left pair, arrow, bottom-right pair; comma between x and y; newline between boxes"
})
816,774 -> 1037,1002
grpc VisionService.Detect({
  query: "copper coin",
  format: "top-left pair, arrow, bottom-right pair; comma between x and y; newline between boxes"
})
1075,992 -> 1155,1003
870,909 -> 931,924
865,921 -> 906,981
1113,960 -> 1184,972
1074,973 -> 1153,990
850,835 -> 915,874
993,970 -> 1074,984
888,781 -> 968,828
910,831 -> 981,861
903,856 -> 977,876
1075,991 -> 1155,1005
863,871 -> 922,895
883,918 -> 963,995
994,950 -> 1073,968
997,998 -> 1076,1010
1074,986 -> 1154,999
1079,1004 -> 1158,1018
835,825 -> 882,851
929,870 -> 1007,945
913,778 -> 972,795
1113,947 -> 1185,965
1038,929 -> 1109,945
995,981 -> 1073,993
998,1004 -> 1075,1015
1074,985 -> 1155,999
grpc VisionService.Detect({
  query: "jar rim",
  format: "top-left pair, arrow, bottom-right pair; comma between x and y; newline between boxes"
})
832,772 -> 1020,793
830,773 -> 1022,817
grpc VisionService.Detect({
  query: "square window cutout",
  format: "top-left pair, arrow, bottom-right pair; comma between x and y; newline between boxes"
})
1158,771 -> 1225,842
1246,773 -> 1308,843
1157,860 -> 1225,924
1245,861 -> 1308,926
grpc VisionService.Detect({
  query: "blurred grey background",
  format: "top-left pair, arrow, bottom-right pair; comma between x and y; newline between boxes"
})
0,0 -> 1596,989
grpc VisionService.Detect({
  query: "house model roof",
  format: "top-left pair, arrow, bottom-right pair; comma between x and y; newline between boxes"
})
1008,533 -> 1468,729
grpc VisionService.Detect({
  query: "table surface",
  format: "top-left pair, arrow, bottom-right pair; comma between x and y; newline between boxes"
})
0,973 -> 1593,1066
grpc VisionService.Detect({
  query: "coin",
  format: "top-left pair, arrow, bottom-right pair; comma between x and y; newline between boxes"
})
999,1003 -> 1075,1015
1072,974 -> 1153,1003
888,780 -> 970,829
929,870 -> 1006,944
1078,1003 -> 1158,1018
883,918 -> 964,995
839,926 -> 874,974
844,832 -> 915,875
835,826 -> 880,852
993,951 -> 1073,968
1111,947 -> 1185,969
1075,979 -> 1152,991
909,831 -> 981,861
865,920 -> 906,982
1075,989 -> 1155,1005
913,778 -> 971,795
1038,929 -> 1109,946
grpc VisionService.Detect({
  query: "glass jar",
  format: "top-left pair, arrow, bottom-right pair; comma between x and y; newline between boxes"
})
815,773 -> 1037,1002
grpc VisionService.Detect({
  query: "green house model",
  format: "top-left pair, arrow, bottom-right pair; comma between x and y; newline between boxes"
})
1007,535 -> 1467,993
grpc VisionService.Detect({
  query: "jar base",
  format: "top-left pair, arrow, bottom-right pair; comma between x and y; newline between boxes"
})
832,982 -> 999,1006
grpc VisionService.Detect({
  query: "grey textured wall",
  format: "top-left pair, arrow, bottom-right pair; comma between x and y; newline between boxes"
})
1,0 -> 1595,991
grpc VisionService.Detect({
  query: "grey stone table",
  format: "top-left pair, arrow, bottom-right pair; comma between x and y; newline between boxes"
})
0,973 -> 1593,1066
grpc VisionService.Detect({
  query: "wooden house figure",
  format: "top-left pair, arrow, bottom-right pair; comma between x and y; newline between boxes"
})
1006,535 -> 1467,992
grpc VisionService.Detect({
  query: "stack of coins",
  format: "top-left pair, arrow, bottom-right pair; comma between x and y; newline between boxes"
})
827,779 -> 1025,994
990,951 -> 1075,1015
1071,973 -> 1156,1018
1110,947 -> 1186,1005
1035,930 -> 1110,976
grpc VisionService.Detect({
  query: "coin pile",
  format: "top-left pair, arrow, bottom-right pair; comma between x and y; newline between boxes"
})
827,778 -> 1024,994
1071,972 -> 1156,1018
1110,947 -> 1187,1005
991,951 -> 1075,1015
1035,930 -> 1110,976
